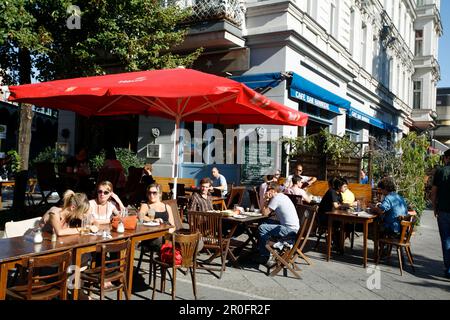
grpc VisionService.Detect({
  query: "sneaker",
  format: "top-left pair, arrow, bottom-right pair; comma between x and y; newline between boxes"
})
265,257 -> 277,268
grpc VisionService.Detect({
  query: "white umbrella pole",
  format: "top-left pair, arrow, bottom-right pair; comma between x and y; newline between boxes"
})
172,118 -> 180,199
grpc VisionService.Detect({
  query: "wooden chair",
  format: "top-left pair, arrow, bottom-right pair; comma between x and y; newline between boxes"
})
80,239 -> 131,300
6,250 -> 72,300
225,186 -> 246,209
188,211 -> 231,279
152,231 -> 201,300
135,199 -> 188,286
286,194 -> 303,207
376,215 -> 416,276
4,217 -> 41,238
265,204 -> 318,278
247,186 -> 260,210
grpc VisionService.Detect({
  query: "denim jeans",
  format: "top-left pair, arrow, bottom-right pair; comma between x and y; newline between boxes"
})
437,211 -> 450,275
258,219 -> 297,257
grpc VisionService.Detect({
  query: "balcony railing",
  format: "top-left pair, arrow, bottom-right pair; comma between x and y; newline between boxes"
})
161,0 -> 245,27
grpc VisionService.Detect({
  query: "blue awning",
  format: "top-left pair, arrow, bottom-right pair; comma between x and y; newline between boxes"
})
230,73 -> 285,92
347,107 -> 399,132
289,73 -> 350,114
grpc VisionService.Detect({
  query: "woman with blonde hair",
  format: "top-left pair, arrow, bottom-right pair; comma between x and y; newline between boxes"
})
41,190 -> 91,236
89,180 -> 125,224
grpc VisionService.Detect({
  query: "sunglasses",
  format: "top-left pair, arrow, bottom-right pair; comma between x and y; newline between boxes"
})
97,190 -> 110,195
148,191 -> 158,195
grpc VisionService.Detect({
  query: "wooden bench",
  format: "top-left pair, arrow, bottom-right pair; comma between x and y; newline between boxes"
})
306,180 -> 372,203
152,177 -> 196,194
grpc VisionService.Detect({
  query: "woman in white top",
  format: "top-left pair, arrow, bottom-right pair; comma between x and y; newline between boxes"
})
41,190 -> 91,236
89,180 -> 125,224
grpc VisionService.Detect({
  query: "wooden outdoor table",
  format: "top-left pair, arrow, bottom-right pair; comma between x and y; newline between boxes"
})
0,180 -> 14,209
0,223 -> 171,300
222,213 -> 268,265
326,210 -> 378,268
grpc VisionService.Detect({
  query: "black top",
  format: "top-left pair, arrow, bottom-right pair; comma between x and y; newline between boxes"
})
318,188 -> 342,215
433,165 -> 450,212
154,204 -> 169,223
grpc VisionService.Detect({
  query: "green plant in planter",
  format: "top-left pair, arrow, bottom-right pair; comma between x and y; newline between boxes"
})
90,148 -> 145,175
281,134 -> 320,157
31,147 -> 67,165
320,129 -> 355,163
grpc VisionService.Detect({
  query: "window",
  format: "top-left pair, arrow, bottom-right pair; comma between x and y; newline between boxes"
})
360,23 -> 367,69
416,0 -> 424,6
329,0 -> 337,37
413,81 -> 422,109
415,30 -> 423,56
349,8 -> 355,55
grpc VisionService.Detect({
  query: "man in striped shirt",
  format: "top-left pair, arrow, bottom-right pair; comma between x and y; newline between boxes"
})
189,177 -> 214,212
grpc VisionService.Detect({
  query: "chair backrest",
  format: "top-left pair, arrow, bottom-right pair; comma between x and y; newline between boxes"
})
398,214 -> 417,245
124,167 -> 143,192
4,217 -> 42,238
97,168 -> 122,189
172,231 -> 201,268
247,187 -> 260,210
187,211 -> 223,247
35,162 -> 57,191
18,250 -> 72,300
162,199 -> 183,230
295,204 -> 318,252
226,186 -> 246,209
96,239 -> 130,281
286,194 -> 303,207
168,183 -> 186,197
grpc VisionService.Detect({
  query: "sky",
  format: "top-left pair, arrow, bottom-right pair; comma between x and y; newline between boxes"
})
438,0 -> 450,88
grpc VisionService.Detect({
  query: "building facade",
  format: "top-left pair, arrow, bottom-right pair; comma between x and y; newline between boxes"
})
434,87 -> 450,150
56,0 -> 442,184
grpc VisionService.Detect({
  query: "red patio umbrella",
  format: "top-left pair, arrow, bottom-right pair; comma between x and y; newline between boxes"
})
8,68 -> 308,196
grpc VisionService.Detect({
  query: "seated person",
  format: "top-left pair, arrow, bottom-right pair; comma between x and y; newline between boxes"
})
258,182 -> 300,267
140,163 -> 155,187
340,178 -> 356,207
63,147 -> 93,194
211,167 -> 228,197
360,169 -> 369,184
284,162 -> 317,189
370,177 -> 407,237
101,147 -> 127,189
284,176 -> 312,204
89,181 -> 125,224
41,190 -> 91,236
189,178 -> 214,212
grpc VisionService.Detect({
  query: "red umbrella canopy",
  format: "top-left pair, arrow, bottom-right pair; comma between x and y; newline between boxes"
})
8,68 -> 308,126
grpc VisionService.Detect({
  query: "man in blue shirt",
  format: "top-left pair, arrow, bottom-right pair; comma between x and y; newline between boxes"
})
431,149 -> 450,279
211,167 -> 228,197
371,177 -> 407,236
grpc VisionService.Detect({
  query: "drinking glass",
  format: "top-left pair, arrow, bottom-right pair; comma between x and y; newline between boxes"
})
148,208 -> 156,221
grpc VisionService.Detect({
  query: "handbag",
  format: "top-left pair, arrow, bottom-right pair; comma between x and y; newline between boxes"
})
111,215 -> 137,230
160,241 -> 182,265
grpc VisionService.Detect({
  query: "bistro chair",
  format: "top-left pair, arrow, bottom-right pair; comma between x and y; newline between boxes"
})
152,231 -> 201,300
225,186 -> 246,209
286,194 -> 303,207
6,250 -> 72,300
376,214 -> 416,276
35,162 -> 60,205
80,239 -> 131,300
135,199 -> 188,286
4,217 -> 41,238
247,186 -> 260,210
265,204 -> 318,278
188,211 -> 231,279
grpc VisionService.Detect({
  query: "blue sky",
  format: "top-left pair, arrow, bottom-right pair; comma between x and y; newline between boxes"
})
439,0 -> 450,87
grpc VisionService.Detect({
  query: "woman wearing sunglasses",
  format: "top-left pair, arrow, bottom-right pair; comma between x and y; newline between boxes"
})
89,181 -> 125,224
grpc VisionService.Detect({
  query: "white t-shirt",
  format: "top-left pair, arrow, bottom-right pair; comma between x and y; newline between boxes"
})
89,200 -> 116,221
284,174 -> 312,188
268,193 -> 300,231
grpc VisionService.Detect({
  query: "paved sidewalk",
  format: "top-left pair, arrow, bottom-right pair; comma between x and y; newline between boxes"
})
130,209 -> 449,300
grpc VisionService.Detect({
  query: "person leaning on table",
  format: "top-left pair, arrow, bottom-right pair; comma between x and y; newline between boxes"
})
40,189 -> 91,236
258,182 -> 300,267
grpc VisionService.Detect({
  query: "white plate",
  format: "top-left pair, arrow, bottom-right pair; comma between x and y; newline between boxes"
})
243,212 -> 262,217
233,214 -> 247,219
143,221 -> 160,227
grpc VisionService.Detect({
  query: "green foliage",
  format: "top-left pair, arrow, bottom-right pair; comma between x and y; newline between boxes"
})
6,150 -> 21,173
90,148 -> 145,175
281,129 -> 356,163
372,132 -> 438,219
31,147 -> 67,165
0,0 -> 202,85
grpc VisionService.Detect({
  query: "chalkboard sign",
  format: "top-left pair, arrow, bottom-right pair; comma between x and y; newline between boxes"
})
241,140 -> 277,185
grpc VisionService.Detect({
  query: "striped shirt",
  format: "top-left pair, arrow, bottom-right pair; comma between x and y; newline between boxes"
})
189,192 -> 214,212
